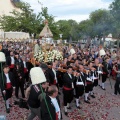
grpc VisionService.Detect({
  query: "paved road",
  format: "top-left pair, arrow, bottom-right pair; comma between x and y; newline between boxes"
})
0,78 -> 120,120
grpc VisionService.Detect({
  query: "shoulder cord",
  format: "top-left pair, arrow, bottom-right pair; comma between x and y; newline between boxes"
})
39,84 -> 53,120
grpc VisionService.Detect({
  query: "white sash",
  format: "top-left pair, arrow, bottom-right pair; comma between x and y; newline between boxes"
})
87,77 -> 92,82
76,75 -> 84,85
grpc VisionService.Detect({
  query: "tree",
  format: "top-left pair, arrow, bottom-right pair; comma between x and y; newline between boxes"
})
110,0 -> 120,48
78,19 -> 94,38
56,20 -> 79,41
0,2 -> 60,39
90,9 -> 113,37
0,2 -> 42,35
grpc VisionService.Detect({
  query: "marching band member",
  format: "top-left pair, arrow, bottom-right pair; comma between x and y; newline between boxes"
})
84,67 -> 92,104
0,65 -> 15,113
88,62 -> 96,98
113,58 -> 120,95
13,62 -> 25,99
75,68 -> 84,109
48,62 -> 58,86
79,65 -> 91,104
63,66 -> 76,116
6,51 -> 15,72
93,58 -> 103,86
101,57 -> 110,90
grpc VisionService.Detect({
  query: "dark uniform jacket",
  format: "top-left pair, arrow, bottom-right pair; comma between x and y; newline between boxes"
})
41,95 -> 61,120
0,72 -> 15,91
63,73 -> 75,88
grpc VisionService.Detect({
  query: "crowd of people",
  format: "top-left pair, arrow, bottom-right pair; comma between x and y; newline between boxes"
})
0,41 -> 120,120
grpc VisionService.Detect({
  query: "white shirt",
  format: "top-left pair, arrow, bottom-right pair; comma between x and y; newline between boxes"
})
23,61 -> 27,68
11,56 -> 15,64
81,72 -> 84,76
68,73 -> 74,88
50,97 -> 60,119
68,73 -> 72,79
52,68 -> 57,83
5,73 -> 10,83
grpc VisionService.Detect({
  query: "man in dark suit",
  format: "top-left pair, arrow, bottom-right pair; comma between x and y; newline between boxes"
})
41,85 -> 61,120
0,65 -> 15,113
101,57 -> 110,90
6,51 -> 15,72
47,62 -> 58,86
63,66 -> 76,116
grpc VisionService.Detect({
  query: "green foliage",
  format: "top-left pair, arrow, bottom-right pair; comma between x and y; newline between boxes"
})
78,19 -> 94,38
110,0 -> 120,48
56,20 -> 79,41
90,9 -> 113,37
0,2 -> 59,39
110,0 -> 120,37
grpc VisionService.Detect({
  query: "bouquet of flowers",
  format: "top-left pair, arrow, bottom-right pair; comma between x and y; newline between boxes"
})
34,49 -> 63,63
46,51 -> 55,63
34,51 -> 44,62
55,51 -> 63,61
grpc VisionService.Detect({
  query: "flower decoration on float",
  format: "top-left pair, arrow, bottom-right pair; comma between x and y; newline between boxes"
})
34,44 -> 63,63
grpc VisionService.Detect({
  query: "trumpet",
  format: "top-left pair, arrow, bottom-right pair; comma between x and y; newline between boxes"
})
83,69 -> 90,74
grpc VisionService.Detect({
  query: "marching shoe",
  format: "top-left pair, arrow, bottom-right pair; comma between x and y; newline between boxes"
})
76,105 -> 81,109
6,108 -> 10,113
87,97 -> 90,100
67,106 -> 71,109
90,94 -> 95,98
9,104 -> 12,107
84,100 -> 90,104
101,87 -> 106,90
112,93 -> 117,96
64,112 -> 68,116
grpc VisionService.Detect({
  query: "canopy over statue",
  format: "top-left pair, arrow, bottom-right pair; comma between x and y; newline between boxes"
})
39,19 -> 53,38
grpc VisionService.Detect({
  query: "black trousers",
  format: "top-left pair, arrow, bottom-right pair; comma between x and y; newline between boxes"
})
2,87 -> 13,100
102,74 -> 108,83
24,72 -> 29,82
63,89 -> 73,106
114,77 -> 120,95
75,86 -> 84,98
93,79 -> 98,87
15,82 -> 25,98
85,84 -> 93,93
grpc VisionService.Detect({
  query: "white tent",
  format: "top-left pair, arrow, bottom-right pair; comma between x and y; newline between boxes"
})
0,31 -> 30,41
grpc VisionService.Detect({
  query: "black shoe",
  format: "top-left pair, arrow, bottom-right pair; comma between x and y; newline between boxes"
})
84,100 -> 90,104
90,95 -> 95,98
101,87 -> 106,90
9,104 -> 12,107
6,108 -> 10,113
64,112 -> 68,116
76,106 -> 81,109
88,97 -> 90,100
67,107 -> 71,109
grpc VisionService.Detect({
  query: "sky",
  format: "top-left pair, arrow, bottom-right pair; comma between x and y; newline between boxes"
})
22,0 -> 113,22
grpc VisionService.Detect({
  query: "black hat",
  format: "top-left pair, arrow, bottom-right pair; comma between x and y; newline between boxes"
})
40,63 -> 48,70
